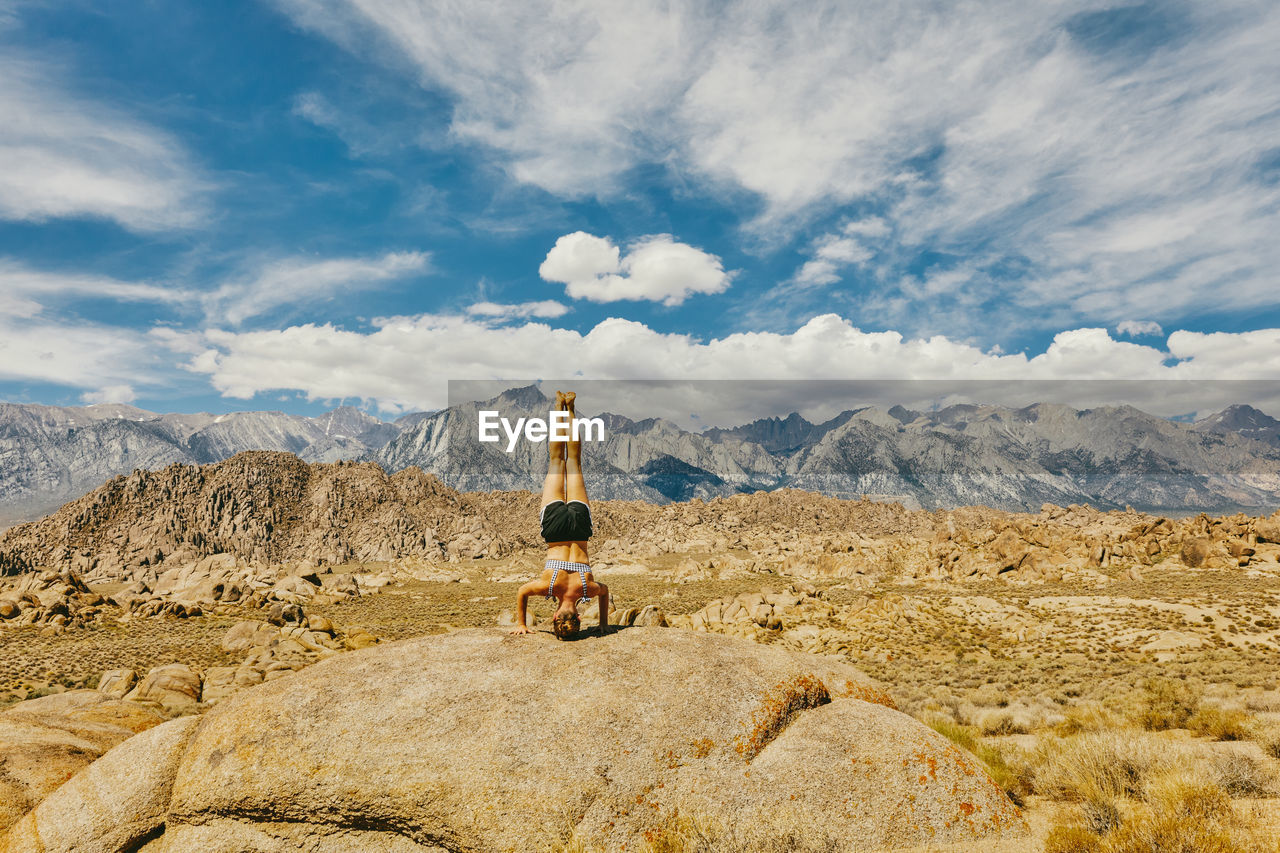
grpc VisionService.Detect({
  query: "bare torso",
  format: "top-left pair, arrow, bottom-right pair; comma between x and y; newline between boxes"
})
546,540 -> 589,564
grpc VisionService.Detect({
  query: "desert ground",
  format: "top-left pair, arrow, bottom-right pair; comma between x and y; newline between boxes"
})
7,553 -> 1280,851
5,455 -> 1280,849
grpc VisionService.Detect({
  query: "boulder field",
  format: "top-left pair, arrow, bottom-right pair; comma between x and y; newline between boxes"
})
1,628 -> 1024,852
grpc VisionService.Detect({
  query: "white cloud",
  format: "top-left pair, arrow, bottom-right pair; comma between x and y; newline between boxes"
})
0,56 -> 204,230
0,261 -> 188,319
539,232 -> 731,306
203,251 -> 430,325
792,217 -> 887,287
275,1 -> 1280,333
0,262 -> 190,392
0,316 -> 163,388
1117,320 -> 1164,337
181,311 -> 1280,416
80,384 -> 136,405
466,300 -> 569,319
1166,329 -> 1280,377
293,91 -> 399,157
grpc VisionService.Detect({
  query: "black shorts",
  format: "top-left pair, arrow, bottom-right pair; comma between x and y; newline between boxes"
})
540,500 -> 592,543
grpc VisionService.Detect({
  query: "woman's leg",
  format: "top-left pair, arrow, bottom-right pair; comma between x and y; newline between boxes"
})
564,392 -> 589,507
540,392 -> 568,508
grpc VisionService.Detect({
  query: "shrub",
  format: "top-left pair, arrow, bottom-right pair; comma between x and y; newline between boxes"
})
1056,702 -> 1120,736
1207,750 -> 1275,798
1044,773 -> 1267,853
1034,729 -> 1180,802
1133,676 -> 1200,731
1250,724 -> 1280,760
1081,794 -> 1122,835
1104,776 -> 1241,853
1188,707 -> 1255,741
1044,821 -> 1103,853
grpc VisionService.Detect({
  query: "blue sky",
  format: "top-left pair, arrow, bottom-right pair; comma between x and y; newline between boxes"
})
1,0 -> 1279,419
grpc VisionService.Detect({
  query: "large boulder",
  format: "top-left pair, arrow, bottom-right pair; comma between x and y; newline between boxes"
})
123,664 -> 202,712
1256,513 -> 1280,544
1,716 -> 199,853
0,691 -> 164,833
1,629 -> 1025,851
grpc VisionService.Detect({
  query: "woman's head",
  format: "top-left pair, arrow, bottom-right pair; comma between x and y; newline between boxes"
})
552,609 -> 580,640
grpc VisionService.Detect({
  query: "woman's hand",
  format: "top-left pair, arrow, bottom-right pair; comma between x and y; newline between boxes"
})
509,623 -> 533,635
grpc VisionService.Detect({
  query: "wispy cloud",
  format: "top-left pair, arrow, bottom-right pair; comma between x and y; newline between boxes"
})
0,261 -> 188,392
275,0 -> 1280,337
0,314 -> 163,389
202,251 -> 430,325
0,261 -> 189,319
0,56 -> 205,231
791,217 -> 888,288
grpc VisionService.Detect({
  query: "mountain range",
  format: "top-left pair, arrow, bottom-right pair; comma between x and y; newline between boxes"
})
0,402 -> 414,526
3,389 -> 1280,526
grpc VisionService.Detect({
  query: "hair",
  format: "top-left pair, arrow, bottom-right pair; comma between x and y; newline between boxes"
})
552,610 -> 580,640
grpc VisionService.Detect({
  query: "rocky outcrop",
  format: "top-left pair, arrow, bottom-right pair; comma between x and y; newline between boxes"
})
0,403 -> 407,528
0,569 -> 106,633
0,691 -> 164,833
0,451 -> 528,585
87,613 -> 378,714
2,629 -> 1025,852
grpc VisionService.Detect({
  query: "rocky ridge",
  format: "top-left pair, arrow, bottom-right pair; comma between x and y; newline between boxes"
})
3,452 -> 1280,609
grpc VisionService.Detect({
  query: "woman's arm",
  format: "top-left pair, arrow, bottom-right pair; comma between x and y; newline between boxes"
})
510,581 -> 539,634
596,582 -> 610,636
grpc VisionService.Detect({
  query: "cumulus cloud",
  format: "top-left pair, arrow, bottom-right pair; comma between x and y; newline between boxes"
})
203,251 -> 430,326
178,311 -> 1280,417
1117,320 -> 1164,337
466,300 -> 569,319
539,232 -> 731,306
0,56 -> 203,230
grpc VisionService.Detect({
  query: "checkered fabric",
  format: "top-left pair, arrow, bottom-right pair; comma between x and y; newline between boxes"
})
545,559 -> 592,604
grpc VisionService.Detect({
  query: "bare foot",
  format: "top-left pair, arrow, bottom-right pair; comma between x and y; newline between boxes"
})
555,390 -> 567,409
563,391 -> 576,415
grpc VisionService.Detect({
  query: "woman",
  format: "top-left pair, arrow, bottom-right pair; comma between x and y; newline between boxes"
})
510,391 -> 610,639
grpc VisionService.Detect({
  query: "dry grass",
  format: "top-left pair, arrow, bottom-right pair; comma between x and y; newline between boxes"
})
1131,675 -> 1201,731
546,807 -> 842,853
1043,773 -> 1271,853
924,716 -> 1034,806
1190,706 -> 1257,741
